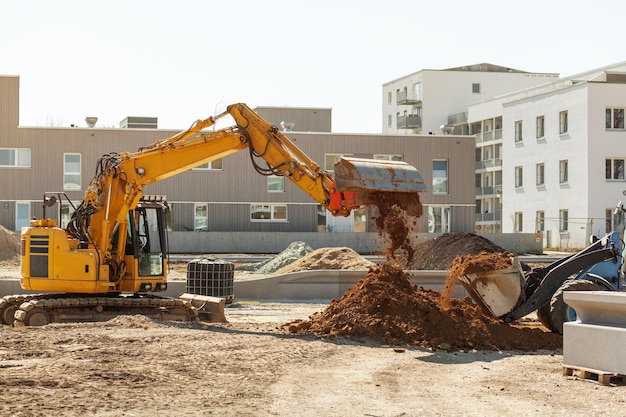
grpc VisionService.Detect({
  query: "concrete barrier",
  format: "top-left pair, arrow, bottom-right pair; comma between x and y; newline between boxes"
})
0,270 -> 467,303
563,291 -> 626,375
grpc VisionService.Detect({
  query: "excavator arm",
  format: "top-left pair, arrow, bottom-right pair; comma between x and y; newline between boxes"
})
60,103 -> 425,283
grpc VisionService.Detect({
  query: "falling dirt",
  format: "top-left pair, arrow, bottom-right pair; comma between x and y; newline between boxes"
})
285,261 -> 561,351
372,192 -> 419,266
441,251 -> 516,309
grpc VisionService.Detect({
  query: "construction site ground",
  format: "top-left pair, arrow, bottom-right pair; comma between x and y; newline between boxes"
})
0,227 -> 624,416
0,262 -> 623,415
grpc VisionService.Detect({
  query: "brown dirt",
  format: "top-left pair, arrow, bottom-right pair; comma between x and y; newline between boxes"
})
275,246 -> 374,274
285,261 -> 561,351
408,232 -> 507,270
285,197 -> 562,351
441,251 -> 516,308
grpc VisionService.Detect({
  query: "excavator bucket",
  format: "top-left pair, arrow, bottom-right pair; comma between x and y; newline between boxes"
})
334,157 -> 427,216
178,293 -> 228,323
456,257 -> 526,318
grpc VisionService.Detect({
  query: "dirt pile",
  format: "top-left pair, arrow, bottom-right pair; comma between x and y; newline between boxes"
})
0,225 -> 20,262
276,247 -> 374,274
237,241 -> 313,274
408,232 -> 507,270
286,261 -> 561,351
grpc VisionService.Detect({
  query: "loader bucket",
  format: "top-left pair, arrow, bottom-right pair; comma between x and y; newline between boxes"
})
456,257 -> 526,318
178,293 -> 227,323
334,157 -> 426,216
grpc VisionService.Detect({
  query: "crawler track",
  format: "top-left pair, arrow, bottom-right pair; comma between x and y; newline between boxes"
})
0,293 -> 198,327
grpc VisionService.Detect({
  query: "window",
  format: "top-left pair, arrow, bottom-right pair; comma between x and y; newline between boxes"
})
250,204 -> 287,221
536,211 -> 545,232
194,203 -> 208,231
373,154 -> 403,161
559,160 -> 568,184
387,91 -> 392,104
387,115 -> 392,126
63,153 -> 81,190
514,121 -> 523,142
0,148 -> 30,167
536,163 -> 544,186
515,212 -> 523,232
606,108 -> 625,129
325,153 -> 354,171
432,160 -> 448,194
428,206 -> 451,233
193,158 -> 223,170
608,207 -> 623,233
559,111 -> 568,134
472,83 -> 481,94
60,202 -> 76,228
559,209 -> 569,232
16,202 -> 30,231
605,158 -> 625,180
515,166 -> 523,188
267,175 -> 285,192
536,116 -> 545,139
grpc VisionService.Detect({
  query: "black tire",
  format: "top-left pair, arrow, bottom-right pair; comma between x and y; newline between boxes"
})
536,303 -> 554,332
548,279 -> 603,335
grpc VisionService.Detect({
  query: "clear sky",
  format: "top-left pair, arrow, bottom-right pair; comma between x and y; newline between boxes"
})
2,0 -> 625,133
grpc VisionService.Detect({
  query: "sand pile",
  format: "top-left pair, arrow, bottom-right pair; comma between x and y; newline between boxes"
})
286,261 -> 561,351
237,241 -> 313,274
0,225 -> 20,262
276,247 -> 374,274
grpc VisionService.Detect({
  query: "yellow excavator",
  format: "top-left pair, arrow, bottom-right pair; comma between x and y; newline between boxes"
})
4,103 -> 426,326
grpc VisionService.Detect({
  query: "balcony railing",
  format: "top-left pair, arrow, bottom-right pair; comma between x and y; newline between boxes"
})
397,114 -> 422,129
475,129 -> 503,143
475,212 -> 502,222
396,90 -> 422,106
448,112 -> 468,125
475,158 -> 502,170
475,185 -> 502,196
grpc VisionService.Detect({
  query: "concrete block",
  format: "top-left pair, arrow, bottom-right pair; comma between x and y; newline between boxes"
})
563,291 -> 626,375
563,322 -> 626,375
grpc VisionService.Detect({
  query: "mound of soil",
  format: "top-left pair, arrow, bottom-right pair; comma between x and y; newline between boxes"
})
408,232 -> 506,270
237,241 -> 313,274
0,225 -> 20,262
286,262 -> 561,351
276,247 -> 374,274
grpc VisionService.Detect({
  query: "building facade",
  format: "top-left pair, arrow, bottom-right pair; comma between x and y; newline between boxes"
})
471,63 -> 626,249
0,75 -> 476,242
382,64 -> 559,234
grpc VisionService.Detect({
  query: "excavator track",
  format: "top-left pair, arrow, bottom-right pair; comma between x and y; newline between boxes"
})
0,294 -> 199,327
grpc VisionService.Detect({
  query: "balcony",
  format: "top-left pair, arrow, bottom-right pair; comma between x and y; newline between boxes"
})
475,158 -> 502,170
397,114 -> 422,129
396,90 -> 422,106
475,185 -> 502,196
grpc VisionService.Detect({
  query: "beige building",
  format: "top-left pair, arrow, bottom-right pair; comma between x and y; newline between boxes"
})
0,75 -> 476,250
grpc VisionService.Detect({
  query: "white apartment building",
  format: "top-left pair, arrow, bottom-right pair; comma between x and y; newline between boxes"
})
382,63 -> 558,235
468,61 -> 626,249
382,63 -> 557,136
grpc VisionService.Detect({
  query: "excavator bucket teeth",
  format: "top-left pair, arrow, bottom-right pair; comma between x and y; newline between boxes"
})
456,257 -> 526,318
334,157 -> 426,216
